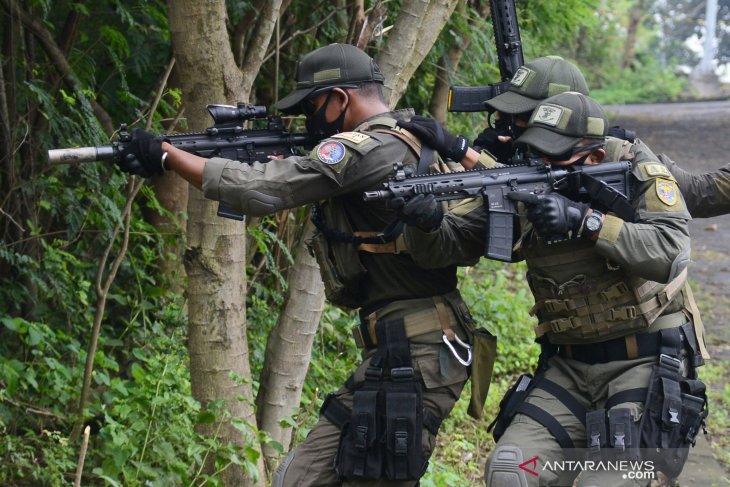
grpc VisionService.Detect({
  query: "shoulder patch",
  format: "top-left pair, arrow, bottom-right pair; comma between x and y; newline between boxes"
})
316,141 -> 347,165
332,132 -> 371,145
656,178 -> 678,206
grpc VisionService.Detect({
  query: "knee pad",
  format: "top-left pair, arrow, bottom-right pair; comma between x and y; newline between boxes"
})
485,445 -> 530,487
271,451 -> 296,487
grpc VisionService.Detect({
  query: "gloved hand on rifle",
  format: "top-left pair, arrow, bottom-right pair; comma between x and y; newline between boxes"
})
389,194 -> 444,232
396,116 -> 469,163
508,192 -> 589,241
473,127 -> 515,163
117,128 -> 167,178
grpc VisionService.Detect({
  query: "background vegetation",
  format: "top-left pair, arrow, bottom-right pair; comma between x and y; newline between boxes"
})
0,0 -> 726,485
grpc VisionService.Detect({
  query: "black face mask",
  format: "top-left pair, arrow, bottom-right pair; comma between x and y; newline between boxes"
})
305,89 -> 348,141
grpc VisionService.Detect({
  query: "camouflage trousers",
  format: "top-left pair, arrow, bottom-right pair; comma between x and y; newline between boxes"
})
486,355 -> 669,487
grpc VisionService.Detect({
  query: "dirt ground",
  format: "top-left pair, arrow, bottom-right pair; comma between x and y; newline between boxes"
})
606,100 -> 730,485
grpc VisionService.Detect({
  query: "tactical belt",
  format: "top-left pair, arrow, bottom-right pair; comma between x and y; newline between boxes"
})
354,296 -> 459,349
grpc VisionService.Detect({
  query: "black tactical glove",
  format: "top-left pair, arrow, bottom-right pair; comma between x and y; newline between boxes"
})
508,192 -> 589,241
396,116 -> 469,162
389,194 -> 444,232
117,128 -> 166,177
473,127 -> 514,163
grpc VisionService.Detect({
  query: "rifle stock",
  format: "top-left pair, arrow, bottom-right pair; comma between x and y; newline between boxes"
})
48,103 -> 311,220
363,161 -> 633,262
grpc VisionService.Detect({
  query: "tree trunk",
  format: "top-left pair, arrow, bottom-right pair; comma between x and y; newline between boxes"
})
239,0 -> 284,97
256,220 -> 325,473
167,0 -> 263,485
429,1 -> 470,123
377,0 -> 460,108
622,0 -> 648,70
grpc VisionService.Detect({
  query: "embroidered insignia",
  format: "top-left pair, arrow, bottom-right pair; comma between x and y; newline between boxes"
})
317,141 -> 346,165
511,67 -> 531,87
533,104 -> 563,126
656,178 -> 678,206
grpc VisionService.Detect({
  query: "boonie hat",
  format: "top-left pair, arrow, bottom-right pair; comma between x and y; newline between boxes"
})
485,56 -> 589,114
518,91 -> 607,156
275,43 -> 385,114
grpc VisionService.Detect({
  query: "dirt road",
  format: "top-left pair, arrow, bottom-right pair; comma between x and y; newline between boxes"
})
606,100 -> 730,485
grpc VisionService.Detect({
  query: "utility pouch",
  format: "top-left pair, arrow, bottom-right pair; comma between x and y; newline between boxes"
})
639,355 -> 708,478
384,384 -> 427,480
335,389 -> 383,479
586,409 -> 608,454
488,374 -> 533,441
468,328 -> 498,419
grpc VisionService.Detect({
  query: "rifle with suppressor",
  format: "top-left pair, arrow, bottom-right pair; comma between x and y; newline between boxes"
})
363,160 -> 634,262
48,103 -> 311,221
447,0 -> 524,114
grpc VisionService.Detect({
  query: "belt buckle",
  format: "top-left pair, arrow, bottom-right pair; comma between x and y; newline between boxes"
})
659,353 -> 681,372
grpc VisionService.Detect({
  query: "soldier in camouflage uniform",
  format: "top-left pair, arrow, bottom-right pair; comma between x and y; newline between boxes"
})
395,92 -> 708,486
115,43 -> 494,487
472,55 -> 589,165
467,54 -> 729,219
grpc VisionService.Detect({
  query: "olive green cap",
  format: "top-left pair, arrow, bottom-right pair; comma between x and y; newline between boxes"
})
275,43 -> 385,114
485,55 -> 589,114
518,91 -> 607,156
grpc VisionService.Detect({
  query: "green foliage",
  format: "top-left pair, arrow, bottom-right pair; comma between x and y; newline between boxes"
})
591,56 -> 688,104
702,361 -> 730,471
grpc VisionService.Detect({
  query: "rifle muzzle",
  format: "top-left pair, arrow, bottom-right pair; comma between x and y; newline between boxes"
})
47,145 -> 116,164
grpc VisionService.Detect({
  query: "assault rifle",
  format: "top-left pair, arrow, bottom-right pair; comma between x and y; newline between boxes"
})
447,0 -> 524,113
47,103 -> 311,221
363,161 -> 634,262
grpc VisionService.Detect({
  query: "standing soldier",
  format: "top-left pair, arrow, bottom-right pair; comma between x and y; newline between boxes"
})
115,43 -> 490,486
394,92 -> 709,486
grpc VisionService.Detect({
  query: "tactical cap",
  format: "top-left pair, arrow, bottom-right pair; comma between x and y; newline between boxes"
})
485,56 -> 589,114
275,43 -> 385,114
518,91 -> 607,156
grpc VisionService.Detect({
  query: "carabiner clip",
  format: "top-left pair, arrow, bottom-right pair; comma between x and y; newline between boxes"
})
442,333 -> 473,367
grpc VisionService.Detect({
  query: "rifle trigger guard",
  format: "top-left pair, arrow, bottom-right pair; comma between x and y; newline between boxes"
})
442,333 -> 473,367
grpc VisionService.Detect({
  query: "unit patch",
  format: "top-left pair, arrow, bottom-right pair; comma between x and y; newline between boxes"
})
511,67 -> 531,87
656,178 -> 678,206
317,141 -> 346,165
533,104 -> 563,127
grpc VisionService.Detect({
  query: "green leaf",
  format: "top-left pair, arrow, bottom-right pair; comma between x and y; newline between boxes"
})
130,362 -> 145,383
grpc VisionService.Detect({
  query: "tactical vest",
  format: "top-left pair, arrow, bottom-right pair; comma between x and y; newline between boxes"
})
306,115 -> 437,308
523,228 -> 687,344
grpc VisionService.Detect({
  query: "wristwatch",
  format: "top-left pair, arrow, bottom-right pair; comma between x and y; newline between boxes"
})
581,210 -> 604,241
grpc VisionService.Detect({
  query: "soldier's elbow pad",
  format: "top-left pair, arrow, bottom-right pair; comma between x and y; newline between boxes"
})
239,191 -> 287,216
667,247 -> 690,282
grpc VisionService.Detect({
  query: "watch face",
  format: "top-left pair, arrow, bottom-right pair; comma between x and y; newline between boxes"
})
586,215 -> 601,232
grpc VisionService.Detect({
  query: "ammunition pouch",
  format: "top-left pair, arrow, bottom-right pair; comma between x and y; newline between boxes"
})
322,319 -> 437,481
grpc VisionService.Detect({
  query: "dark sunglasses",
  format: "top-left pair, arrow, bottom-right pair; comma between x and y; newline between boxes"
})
535,142 -> 605,162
